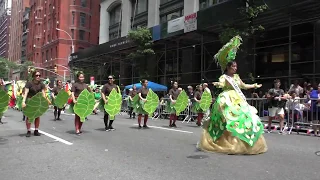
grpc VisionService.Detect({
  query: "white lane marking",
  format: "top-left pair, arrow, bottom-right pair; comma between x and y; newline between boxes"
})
133,124 -> 193,134
30,128 -> 73,145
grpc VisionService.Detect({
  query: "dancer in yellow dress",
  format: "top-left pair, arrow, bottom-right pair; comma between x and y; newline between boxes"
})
197,36 -> 267,155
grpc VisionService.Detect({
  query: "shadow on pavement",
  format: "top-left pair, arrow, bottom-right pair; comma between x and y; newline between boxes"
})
0,137 -> 8,145
95,128 -> 106,131
186,155 -> 209,159
66,130 -> 91,134
185,124 -> 201,128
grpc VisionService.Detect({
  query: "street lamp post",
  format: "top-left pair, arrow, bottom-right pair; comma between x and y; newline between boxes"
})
56,28 -> 74,53
56,28 -> 74,81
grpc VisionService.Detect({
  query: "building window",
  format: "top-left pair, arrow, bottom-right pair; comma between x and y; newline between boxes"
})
73,0 -> 76,5
46,50 -> 49,60
47,19 -> 51,30
109,31 -> 120,41
72,12 -> 75,24
132,0 -> 148,15
160,9 -> 183,23
109,5 -> 121,26
160,0 -> 174,4
132,23 -> 147,30
199,0 -> 228,10
80,13 -> 86,27
71,29 -> 74,38
81,0 -> 87,7
79,30 -> 85,40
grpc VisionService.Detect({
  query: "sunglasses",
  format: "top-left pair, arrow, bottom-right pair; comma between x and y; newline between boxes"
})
108,78 -> 113,80
35,74 -> 41,77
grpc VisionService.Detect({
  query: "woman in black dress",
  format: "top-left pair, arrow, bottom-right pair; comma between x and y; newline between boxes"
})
51,80 -> 64,120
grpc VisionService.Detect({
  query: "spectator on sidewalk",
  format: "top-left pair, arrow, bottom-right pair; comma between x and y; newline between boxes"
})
289,80 -> 303,97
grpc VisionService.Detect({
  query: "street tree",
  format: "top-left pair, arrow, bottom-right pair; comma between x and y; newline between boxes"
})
127,27 -> 155,81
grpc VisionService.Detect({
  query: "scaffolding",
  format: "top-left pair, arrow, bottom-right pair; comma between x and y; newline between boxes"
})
69,0 -> 320,90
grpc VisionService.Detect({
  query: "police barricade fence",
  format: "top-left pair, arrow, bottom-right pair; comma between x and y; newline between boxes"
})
120,97 -> 320,135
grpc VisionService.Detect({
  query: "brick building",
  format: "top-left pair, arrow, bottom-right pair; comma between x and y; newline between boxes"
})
0,0 -> 11,58
27,0 -> 100,80
8,0 -> 30,80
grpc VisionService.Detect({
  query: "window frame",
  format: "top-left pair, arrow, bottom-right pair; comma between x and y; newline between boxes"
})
81,0 -> 87,7
80,12 -> 86,27
79,30 -> 85,40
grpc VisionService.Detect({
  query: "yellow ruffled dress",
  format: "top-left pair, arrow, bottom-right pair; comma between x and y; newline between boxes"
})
198,74 -> 267,155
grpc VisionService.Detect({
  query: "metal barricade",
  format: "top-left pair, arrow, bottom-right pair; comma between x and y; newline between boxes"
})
121,95 -> 320,135
119,98 -> 129,115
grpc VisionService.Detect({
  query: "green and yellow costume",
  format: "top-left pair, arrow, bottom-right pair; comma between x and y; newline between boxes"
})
197,36 -> 267,155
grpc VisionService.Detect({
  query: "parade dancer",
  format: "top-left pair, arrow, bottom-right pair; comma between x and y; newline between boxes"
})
193,85 -> 204,126
197,36 -> 267,154
51,80 -> 64,120
136,80 -> 149,128
0,79 -> 5,124
22,70 -> 47,137
101,75 -> 119,131
21,87 -> 26,121
93,88 -> 101,115
71,72 -> 92,135
128,85 -> 137,119
168,81 -> 180,128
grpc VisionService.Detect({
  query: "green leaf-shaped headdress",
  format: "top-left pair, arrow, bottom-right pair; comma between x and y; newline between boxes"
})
214,35 -> 242,73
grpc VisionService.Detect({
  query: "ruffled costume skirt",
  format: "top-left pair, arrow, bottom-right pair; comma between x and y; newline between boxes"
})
198,90 -> 267,155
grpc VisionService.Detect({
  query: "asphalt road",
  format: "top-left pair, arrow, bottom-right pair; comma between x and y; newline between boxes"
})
0,109 -> 320,180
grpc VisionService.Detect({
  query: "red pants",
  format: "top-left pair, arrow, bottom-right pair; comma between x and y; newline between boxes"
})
138,114 -> 148,125
170,114 -> 177,125
197,113 -> 204,125
75,114 -> 83,132
26,117 -> 40,130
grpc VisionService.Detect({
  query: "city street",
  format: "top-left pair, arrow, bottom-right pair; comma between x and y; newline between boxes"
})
0,109 -> 319,180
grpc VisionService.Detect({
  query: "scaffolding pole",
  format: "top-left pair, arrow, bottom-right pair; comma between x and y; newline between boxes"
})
201,35 -> 204,82
313,22 -> 316,82
288,15 -> 292,85
177,40 -> 179,81
164,43 -> 167,85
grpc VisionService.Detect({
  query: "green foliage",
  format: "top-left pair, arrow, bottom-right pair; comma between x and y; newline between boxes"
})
54,90 -> 70,109
143,89 -> 159,115
173,90 -> 189,116
0,89 -> 10,117
0,58 -> 33,80
104,89 -> 122,120
23,92 -> 49,123
74,89 -> 95,122
219,0 -> 268,44
199,91 -> 212,111
128,27 -> 155,59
